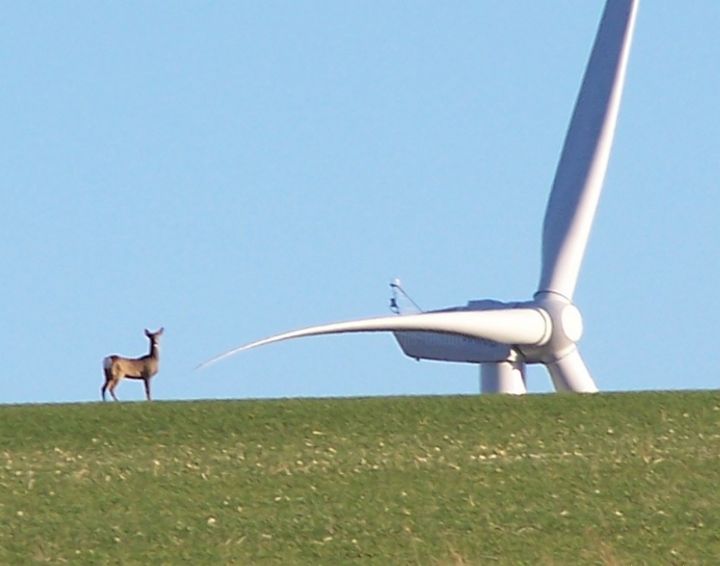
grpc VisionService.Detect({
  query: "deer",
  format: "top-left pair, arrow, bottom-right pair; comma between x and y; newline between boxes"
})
102,328 -> 164,401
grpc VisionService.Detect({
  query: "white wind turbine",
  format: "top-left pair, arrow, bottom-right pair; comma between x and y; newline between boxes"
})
201,0 -> 639,394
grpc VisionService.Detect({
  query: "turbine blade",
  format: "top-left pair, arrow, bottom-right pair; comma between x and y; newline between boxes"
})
546,348 -> 598,393
198,308 -> 549,369
538,0 -> 639,300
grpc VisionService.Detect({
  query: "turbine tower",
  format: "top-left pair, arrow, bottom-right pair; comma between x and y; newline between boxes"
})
201,0 -> 639,394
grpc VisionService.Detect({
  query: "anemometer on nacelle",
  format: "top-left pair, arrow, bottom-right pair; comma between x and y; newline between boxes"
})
389,278 -> 423,315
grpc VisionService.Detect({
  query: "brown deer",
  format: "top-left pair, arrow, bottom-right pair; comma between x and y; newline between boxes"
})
102,328 -> 164,401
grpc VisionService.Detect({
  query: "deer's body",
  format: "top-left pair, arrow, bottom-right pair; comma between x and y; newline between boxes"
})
102,328 -> 163,401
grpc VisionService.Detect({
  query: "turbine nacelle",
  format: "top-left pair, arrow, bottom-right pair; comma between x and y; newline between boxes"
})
392,299 -> 539,365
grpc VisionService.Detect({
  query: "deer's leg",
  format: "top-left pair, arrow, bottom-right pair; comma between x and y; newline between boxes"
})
102,369 -> 113,402
143,378 -> 152,401
109,379 -> 120,401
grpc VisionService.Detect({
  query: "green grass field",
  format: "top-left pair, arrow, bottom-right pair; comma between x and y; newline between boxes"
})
2,392 -> 720,564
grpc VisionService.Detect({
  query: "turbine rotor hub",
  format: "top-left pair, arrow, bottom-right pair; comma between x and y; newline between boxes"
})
560,303 -> 583,343
519,292 -> 584,363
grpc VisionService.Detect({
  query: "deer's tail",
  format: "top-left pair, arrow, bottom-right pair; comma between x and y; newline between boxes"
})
102,356 -> 116,377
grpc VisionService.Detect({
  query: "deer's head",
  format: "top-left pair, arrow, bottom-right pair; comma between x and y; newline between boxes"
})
145,327 -> 164,344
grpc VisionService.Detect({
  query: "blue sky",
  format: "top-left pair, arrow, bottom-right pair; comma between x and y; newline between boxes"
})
2,2 -> 718,404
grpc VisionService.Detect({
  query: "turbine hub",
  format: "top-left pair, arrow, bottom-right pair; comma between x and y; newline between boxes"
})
560,303 -> 583,342
518,292 -> 584,364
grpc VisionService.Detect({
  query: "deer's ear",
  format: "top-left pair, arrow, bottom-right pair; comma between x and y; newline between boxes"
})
157,327 -> 164,335
145,329 -> 151,337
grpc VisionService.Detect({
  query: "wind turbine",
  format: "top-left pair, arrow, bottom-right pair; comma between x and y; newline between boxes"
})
201,0 -> 639,394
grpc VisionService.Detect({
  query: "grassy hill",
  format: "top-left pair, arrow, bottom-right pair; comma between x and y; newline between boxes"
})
1,392 -> 720,564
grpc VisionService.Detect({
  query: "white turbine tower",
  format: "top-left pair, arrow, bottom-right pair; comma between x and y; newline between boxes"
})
201,0 -> 639,394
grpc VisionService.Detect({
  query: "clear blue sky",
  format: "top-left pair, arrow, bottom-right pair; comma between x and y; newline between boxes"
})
2,2 -> 718,404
